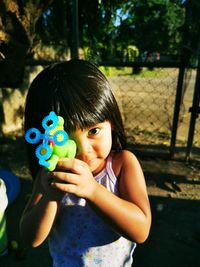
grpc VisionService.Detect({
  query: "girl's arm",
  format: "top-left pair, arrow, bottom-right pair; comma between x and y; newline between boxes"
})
50,151 -> 151,243
89,151 -> 151,243
20,170 -> 63,247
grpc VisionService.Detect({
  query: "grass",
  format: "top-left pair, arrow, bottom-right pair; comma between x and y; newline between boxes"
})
99,66 -> 169,78
125,127 -> 172,145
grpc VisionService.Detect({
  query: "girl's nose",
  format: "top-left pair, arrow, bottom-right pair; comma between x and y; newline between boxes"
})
76,139 -> 93,156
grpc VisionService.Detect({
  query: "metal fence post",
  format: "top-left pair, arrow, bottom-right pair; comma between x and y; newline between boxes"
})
170,1 -> 191,158
170,61 -> 186,158
185,51 -> 200,160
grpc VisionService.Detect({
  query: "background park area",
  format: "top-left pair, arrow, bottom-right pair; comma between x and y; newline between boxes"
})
1,1 -> 200,267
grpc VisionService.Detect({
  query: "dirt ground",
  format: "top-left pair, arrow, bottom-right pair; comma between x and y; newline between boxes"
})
0,136 -> 200,267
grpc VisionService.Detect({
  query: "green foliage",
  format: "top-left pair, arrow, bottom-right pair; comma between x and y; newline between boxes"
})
33,0 -> 186,61
81,0 -> 185,60
116,0 -> 185,55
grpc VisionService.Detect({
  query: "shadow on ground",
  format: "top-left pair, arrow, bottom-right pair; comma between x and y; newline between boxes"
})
1,184 -> 200,267
134,196 -> 200,267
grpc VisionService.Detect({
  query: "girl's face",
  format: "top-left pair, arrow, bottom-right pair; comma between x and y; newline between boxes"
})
70,121 -> 112,174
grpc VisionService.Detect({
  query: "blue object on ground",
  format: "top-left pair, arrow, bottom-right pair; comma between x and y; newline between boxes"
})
0,169 -> 21,204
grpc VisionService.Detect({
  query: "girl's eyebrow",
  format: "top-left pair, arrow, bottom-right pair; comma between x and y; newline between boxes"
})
92,122 -> 106,126
89,124 -> 103,129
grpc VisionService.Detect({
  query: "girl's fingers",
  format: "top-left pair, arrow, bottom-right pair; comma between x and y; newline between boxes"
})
51,181 -> 77,194
50,171 -> 79,185
48,158 -> 94,197
56,158 -> 87,174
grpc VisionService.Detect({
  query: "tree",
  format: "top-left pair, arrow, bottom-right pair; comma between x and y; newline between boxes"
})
75,0 -> 185,61
0,0 -> 52,87
0,0 -> 52,134
113,0 -> 185,58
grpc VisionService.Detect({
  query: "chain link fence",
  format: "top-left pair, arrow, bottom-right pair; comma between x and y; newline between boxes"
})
108,67 -> 179,145
1,63 -> 199,159
106,66 -> 198,159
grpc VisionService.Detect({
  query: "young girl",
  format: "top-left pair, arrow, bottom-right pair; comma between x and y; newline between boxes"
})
20,59 -> 151,267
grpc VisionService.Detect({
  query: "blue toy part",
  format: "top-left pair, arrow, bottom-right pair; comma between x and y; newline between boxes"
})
25,128 -> 41,144
35,143 -> 52,167
42,111 -> 58,131
53,130 -> 68,146
0,169 -> 21,205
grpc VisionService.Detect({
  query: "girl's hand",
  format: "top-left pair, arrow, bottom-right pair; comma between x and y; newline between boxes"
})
48,158 -> 98,200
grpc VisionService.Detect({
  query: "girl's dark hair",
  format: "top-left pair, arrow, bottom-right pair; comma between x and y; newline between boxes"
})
25,59 -> 126,178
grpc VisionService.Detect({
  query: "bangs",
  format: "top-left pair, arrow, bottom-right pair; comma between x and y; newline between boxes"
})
56,80 -> 109,132
65,109 -> 106,132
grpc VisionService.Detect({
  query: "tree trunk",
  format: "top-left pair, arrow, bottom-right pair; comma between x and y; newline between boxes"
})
0,0 -> 52,87
1,66 -> 43,135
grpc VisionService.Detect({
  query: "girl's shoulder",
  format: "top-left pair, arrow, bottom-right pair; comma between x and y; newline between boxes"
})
111,149 -> 138,164
111,150 -> 139,178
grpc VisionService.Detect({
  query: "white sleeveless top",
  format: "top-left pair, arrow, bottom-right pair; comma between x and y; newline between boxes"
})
48,155 -> 136,267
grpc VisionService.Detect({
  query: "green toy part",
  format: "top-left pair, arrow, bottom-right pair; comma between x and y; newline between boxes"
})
47,140 -> 77,171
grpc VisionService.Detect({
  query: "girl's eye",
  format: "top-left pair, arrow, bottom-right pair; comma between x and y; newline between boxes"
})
88,128 -> 100,135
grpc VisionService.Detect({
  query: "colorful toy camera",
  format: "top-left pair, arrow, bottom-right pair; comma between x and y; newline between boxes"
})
25,111 -> 76,171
